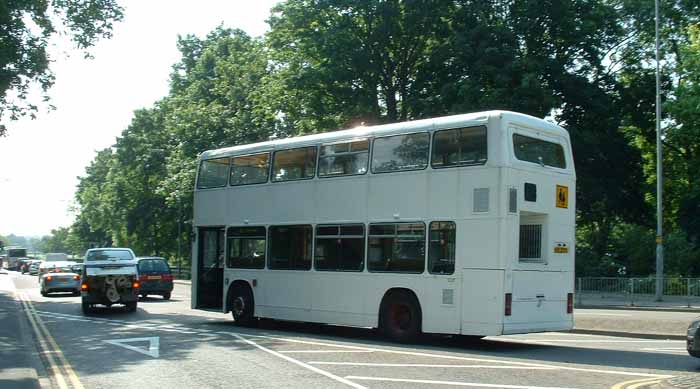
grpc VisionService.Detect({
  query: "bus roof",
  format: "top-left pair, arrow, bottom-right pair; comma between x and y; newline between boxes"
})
200,110 -> 567,160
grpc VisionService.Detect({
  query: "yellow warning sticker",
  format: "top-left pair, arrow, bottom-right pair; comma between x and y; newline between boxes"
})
556,185 -> 568,209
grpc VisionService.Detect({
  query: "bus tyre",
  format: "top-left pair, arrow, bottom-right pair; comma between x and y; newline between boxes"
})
379,291 -> 422,343
230,285 -> 255,327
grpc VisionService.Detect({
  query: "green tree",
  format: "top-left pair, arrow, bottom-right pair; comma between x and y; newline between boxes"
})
0,0 -> 124,136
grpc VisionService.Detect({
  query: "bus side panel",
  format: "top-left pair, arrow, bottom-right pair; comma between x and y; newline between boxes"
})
461,269 -> 504,336
420,275 -> 461,334
258,271 -> 313,321
312,273 -> 371,327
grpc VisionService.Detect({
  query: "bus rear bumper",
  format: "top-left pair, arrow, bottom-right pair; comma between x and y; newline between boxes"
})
502,320 -> 574,335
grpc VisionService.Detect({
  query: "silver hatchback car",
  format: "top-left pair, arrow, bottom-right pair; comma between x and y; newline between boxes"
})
40,262 -> 81,296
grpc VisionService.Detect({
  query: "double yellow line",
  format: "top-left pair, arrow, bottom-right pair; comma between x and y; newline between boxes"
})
18,292 -> 84,389
611,376 -> 673,389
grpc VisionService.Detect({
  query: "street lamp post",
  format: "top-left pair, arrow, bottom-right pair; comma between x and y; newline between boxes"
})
655,0 -> 664,302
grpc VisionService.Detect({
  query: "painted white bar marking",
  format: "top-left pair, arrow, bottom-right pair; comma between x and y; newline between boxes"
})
251,334 -> 670,378
230,333 -> 366,389
104,337 -> 160,358
345,375 -> 578,389
576,313 -> 631,317
279,350 -> 374,354
511,339 -> 680,343
310,362 -> 557,369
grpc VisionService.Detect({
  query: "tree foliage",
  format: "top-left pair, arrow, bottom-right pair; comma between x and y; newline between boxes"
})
35,1 -> 700,276
0,0 -> 124,136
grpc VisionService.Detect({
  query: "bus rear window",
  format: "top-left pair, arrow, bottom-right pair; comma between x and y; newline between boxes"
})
513,134 -> 566,169
197,157 -> 230,189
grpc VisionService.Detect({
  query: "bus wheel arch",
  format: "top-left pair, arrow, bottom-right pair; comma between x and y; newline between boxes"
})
227,280 -> 256,327
378,288 -> 422,342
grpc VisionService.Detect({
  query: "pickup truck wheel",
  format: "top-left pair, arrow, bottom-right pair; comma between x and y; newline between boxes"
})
125,301 -> 137,312
162,292 -> 171,300
81,300 -> 92,314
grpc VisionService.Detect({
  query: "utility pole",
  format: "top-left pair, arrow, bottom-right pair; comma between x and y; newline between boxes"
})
655,0 -> 665,302
177,196 -> 182,277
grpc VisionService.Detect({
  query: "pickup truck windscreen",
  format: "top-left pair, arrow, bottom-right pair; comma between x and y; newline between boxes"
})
87,250 -> 134,261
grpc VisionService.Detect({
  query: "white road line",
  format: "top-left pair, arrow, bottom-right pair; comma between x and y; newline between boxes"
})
279,350 -> 374,354
310,362 -> 557,369
575,313 -> 631,317
510,339 -> 681,343
243,334 -> 671,378
230,333 -> 366,389
345,376 -> 578,388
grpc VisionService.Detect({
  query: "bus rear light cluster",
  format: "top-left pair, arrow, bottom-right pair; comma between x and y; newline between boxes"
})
567,293 -> 574,314
81,283 -> 88,291
505,293 -> 512,316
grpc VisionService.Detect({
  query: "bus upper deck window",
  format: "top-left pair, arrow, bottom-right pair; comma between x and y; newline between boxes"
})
432,126 -> 487,168
513,134 -> 566,169
197,157 -> 230,189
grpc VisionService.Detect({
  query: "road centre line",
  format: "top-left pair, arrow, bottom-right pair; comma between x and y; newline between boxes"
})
34,310 -> 200,334
230,333 -> 366,389
309,362 -> 557,369
345,376 -> 577,389
20,293 -> 84,389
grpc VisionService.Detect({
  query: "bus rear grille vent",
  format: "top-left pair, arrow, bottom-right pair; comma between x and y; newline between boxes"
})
509,187 -> 517,213
442,289 -> 454,305
519,224 -> 543,262
473,188 -> 489,213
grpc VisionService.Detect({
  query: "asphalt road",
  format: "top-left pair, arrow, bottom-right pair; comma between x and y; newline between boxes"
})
6,271 -> 700,389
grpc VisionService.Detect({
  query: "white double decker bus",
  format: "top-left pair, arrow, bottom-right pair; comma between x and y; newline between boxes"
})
191,110 -> 575,341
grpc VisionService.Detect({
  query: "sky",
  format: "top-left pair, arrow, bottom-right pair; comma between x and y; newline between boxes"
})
0,0 -> 280,237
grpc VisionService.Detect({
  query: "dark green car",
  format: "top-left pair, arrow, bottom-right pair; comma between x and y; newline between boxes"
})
688,318 -> 700,358
136,257 -> 174,300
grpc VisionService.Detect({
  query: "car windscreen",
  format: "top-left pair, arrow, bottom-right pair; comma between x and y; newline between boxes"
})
86,250 -> 134,261
139,259 -> 170,272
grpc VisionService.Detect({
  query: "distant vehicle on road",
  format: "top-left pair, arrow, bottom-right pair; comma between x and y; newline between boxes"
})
688,318 -> 700,357
40,262 -> 81,296
20,259 -> 41,274
38,253 -> 70,278
29,261 -> 42,275
4,247 -> 28,270
191,111 -> 576,342
136,257 -> 174,300
81,248 -> 140,313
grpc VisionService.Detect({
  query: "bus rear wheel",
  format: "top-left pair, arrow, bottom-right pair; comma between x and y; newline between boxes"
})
379,291 -> 421,343
230,285 -> 255,327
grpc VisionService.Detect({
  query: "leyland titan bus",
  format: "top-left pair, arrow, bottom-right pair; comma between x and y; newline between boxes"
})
191,110 -> 575,341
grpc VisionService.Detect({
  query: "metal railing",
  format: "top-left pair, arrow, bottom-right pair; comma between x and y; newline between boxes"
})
576,277 -> 700,308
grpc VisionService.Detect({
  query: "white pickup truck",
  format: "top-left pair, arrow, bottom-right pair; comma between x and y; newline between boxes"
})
81,248 -> 140,313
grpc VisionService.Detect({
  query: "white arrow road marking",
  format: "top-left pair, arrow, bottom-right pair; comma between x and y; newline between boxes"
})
103,337 -> 160,358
